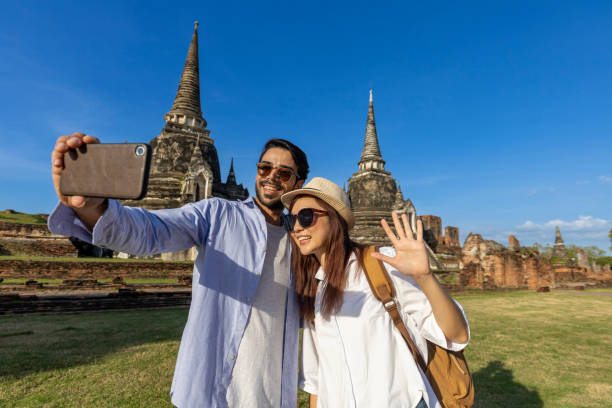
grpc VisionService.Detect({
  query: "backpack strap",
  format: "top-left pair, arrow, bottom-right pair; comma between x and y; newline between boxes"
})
362,246 -> 428,373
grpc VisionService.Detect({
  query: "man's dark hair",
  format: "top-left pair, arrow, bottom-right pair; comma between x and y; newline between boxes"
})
259,139 -> 309,181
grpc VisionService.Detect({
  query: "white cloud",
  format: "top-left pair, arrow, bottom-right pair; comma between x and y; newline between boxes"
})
517,215 -> 610,232
513,216 -> 612,248
527,186 -> 557,196
599,176 -> 612,184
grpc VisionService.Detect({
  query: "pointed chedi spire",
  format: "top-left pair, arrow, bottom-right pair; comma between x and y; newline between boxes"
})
164,21 -> 207,129
358,90 -> 386,173
395,183 -> 403,201
554,226 -> 564,245
226,158 -> 237,185
393,183 -> 406,210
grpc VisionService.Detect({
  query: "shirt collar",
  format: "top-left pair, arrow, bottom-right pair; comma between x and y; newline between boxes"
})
314,251 -> 358,281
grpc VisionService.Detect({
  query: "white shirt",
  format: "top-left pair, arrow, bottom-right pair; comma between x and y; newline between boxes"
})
226,223 -> 291,407
299,247 -> 470,408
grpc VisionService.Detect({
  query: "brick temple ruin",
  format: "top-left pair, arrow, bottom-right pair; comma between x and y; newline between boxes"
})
1,24 -> 611,313
343,92 -> 611,289
347,91 -> 445,270
121,22 -> 248,261
123,22 -> 248,211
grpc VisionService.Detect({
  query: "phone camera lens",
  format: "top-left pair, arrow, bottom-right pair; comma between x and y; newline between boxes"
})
135,146 -> 146,156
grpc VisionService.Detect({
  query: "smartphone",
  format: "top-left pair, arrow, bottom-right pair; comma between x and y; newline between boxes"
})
60,143 -> 152,200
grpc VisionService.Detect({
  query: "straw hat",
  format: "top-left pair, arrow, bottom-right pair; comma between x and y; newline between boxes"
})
281,177 -> 355,230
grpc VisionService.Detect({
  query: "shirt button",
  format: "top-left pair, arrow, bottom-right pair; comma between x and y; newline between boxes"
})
237,326 -> 244,332
260,247 -> 266,252
247,297 -> 252,303
228,354 -> 235,361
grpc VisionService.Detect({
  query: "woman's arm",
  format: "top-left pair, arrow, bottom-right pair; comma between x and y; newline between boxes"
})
411,272 -> 468,343
371,212 -> 468,343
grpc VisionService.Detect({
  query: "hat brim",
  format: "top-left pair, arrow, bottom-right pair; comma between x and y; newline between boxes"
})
281,188 -> 355,230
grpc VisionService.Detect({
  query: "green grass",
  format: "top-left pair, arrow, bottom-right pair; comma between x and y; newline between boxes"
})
0,211 -> 47,225
453,290 -> 612,407
0,310 -> 186,407
1,290 -> 611,407
0,279 -> 64,285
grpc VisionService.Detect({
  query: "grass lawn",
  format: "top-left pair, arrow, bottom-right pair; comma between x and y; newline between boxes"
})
1,290 -> 611,407
0,211 -> 47,225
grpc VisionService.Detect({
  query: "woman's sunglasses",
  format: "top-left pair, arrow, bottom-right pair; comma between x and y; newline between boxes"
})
287,208 -> 328,230
256,162 -> 297,183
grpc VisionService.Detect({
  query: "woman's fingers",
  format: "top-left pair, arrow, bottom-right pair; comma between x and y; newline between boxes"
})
370,251 -> 395,266
380,218 -> 399,244
416,218 -> 423,241
401,213 -> 415,240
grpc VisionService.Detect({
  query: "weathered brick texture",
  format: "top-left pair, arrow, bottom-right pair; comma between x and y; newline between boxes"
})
0,259 -> 193,280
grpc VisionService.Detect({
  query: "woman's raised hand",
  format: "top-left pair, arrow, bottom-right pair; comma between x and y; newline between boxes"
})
370,212 -> 431,278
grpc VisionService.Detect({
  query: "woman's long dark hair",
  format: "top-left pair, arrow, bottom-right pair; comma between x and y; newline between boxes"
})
290,197 -> 365,324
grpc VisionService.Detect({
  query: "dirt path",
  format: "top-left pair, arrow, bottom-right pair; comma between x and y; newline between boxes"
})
555,290 -> 612,297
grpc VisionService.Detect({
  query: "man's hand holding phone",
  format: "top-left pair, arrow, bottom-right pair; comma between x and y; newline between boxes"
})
52,132 -> 108,229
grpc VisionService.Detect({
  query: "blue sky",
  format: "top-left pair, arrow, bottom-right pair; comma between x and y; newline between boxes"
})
1,1 -> 611,251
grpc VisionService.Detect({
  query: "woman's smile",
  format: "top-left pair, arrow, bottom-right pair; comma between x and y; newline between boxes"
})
290,196 -> 331,260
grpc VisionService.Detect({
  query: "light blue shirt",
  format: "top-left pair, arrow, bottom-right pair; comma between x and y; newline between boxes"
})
48,197 -> 299,408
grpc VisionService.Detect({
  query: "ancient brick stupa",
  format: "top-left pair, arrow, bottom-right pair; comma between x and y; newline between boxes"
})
123,22 -> 248,210
552,226 -> 569,259
347,91 -> 417,245
549,226 -> 588,285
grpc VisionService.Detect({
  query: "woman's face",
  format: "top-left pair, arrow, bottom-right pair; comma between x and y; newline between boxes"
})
290,196 -> 332,260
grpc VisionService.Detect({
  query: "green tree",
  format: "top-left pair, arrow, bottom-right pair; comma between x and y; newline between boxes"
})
609,227 -> 612,251
534,243 -> 605,261
534,243 -> 553,259
567,245 -> 605,259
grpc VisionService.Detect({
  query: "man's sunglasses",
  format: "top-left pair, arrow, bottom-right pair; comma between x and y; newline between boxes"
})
287,208 -> 328,230
256,162 -> 298,183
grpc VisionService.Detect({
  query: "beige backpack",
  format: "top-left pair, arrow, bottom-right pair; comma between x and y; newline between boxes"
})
362,246 -> 474,408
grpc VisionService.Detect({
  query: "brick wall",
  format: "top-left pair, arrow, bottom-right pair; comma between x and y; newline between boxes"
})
0,221 -> 53,237
0,237 -> 77,257
420,215 -> 442,243
0,259 -> 193,280
443,226 -> 460,247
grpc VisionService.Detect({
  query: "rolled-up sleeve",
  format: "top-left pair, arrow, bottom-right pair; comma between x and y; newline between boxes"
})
49,199 -> 211,256
418,299 -> 470,352
378,247 -> 470,356
47,202 -> 95,243
299,319 -> 319,395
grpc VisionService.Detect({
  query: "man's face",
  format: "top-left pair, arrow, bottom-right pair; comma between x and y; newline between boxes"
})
255,147 -> 303,210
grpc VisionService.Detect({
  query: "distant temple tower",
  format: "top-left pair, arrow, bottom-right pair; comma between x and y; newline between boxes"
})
347,91 -> 417,245
552,226 -> 569,258
123,22 -> 248,209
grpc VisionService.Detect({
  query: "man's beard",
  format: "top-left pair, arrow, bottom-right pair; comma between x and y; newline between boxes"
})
255,181 -> 285,210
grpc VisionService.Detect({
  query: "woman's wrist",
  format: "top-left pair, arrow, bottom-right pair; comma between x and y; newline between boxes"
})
411,269 -> 434,283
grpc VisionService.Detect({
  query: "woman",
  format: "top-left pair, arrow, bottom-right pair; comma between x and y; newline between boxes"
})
281,177 -> 470,408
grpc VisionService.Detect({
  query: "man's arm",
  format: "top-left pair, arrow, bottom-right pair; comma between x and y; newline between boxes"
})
49,132 -> 208,255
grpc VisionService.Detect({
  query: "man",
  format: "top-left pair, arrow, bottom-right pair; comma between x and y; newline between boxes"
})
48,132 -> 309,408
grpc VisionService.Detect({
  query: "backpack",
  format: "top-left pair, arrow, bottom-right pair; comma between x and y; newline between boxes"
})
361,246 -> 474,408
